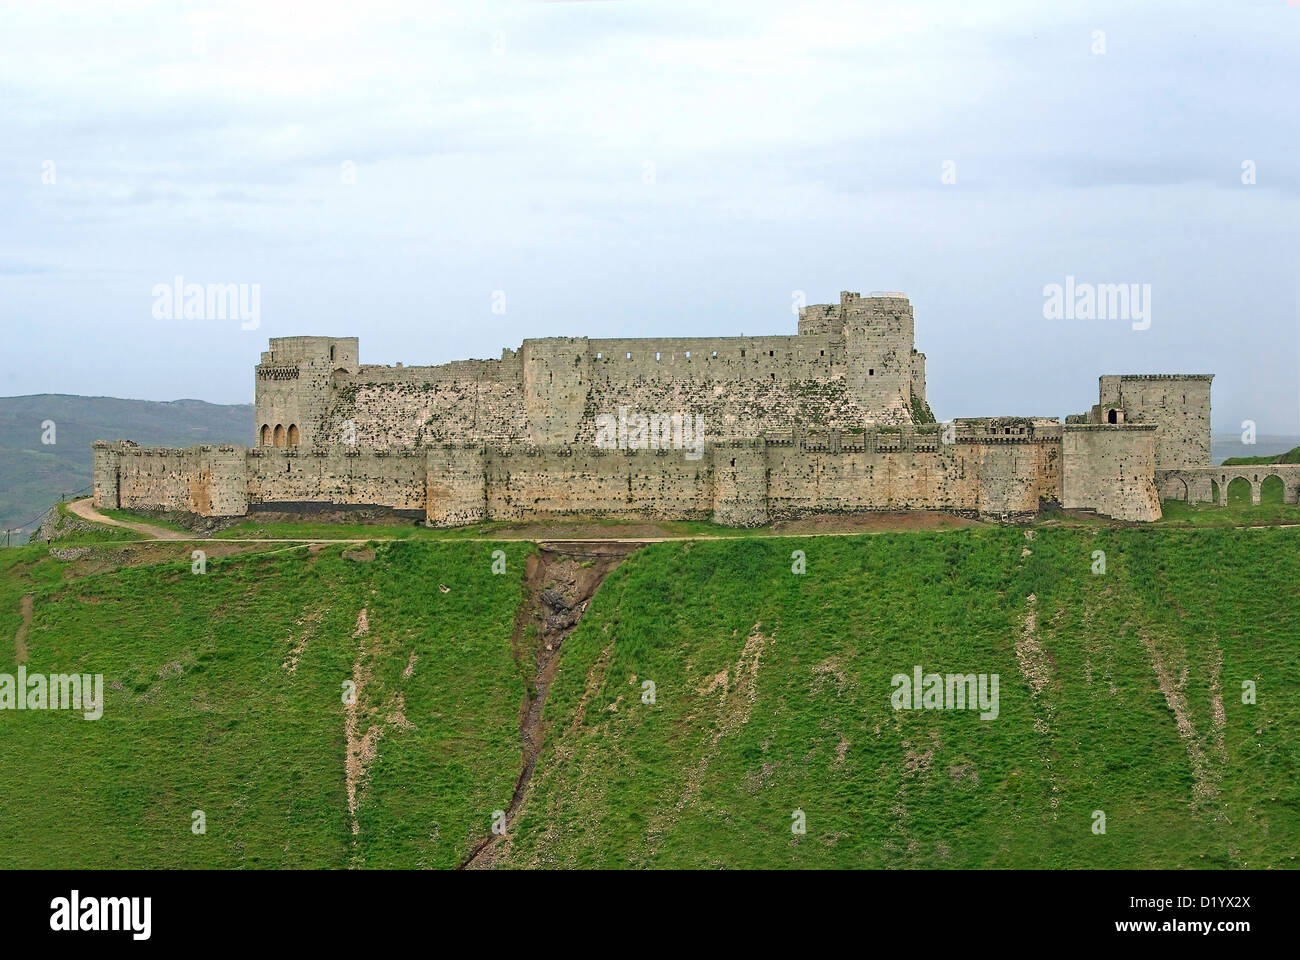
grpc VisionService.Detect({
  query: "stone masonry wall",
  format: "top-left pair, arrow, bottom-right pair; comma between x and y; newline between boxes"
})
246,447 -> 426,511
93,442 -> 249,517
1097,375 -> 1212,470
1061,425 -> 1161,521
253,292 -> 922,453
93,427 -> 1158,526
484,444 -> 715,523
96,291 -> 1205,528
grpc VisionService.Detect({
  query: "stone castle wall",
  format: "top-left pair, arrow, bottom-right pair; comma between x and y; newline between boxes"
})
93,442 -> 249,517
91,287 -> 1220,527
1061,425 -> 1161,521
255,291 -> 929,453
93,428 -> 1077,528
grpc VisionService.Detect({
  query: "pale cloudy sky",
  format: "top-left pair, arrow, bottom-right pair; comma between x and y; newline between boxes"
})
2,0 -> 1298,432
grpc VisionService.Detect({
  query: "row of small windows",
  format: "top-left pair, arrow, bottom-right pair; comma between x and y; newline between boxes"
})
260,423 -> 300,447
589,349 -> 836,361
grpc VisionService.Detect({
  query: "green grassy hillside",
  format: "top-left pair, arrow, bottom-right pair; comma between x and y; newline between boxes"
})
503,530 -> 1298,868
1,525 -> 1296,868
0,540 -> 531,868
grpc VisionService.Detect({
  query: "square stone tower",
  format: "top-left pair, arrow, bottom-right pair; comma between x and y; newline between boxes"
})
1093,374 -> 1213,470
254,336 -> 359,448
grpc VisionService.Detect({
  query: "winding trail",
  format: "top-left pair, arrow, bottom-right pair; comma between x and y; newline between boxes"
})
66,498 -> 189,541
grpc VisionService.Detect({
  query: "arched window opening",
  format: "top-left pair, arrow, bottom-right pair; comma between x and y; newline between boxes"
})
260,424 -> 271,446
273,424 -> 285,447
288,424 -> 300,446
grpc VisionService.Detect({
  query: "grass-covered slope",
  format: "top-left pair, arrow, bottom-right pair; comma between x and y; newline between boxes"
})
0,540 -> 532,868
502,528 -> 1299,868
1,526 -> 1296,869
1222,444 -> 1300,466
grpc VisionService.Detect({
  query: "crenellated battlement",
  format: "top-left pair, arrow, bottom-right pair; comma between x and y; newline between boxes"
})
93,284 -> 1219,527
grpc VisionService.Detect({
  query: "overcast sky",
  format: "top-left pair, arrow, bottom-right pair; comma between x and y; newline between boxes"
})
2,0 -> 1297,432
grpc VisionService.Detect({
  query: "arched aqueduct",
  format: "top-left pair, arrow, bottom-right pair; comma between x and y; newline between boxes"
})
1157,465 -> 1300,506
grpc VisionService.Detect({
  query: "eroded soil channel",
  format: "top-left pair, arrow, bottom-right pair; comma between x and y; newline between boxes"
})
461,540 -> 638,869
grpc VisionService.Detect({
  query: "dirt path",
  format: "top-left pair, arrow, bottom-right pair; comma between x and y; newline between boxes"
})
14,594 -> 33,664
461,541 -> 638,869
56,499 -> 1300,551
65,498 -> 189,541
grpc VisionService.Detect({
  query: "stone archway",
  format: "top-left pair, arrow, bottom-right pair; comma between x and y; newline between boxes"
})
273,424 -> 286,448
1260,474 -> 1285,504
1159,474 -> 1189,502
1226,476 -> 1252,506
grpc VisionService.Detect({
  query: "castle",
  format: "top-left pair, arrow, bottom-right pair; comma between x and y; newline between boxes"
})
92,289 -> 1255,527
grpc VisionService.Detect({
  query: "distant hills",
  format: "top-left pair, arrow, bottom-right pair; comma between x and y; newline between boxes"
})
1222,444 -> 1300,466
0,395 -> 252,534
1212,434 -> 1300,466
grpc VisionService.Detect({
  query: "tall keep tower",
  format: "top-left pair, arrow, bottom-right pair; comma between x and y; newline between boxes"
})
842,292 -> 917,416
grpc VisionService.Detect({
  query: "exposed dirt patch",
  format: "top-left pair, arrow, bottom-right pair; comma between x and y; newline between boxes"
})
342,604 -> 422,859
1208,643 -> 1227,759
342,547 -> 375,564
642,622 -> 772,863
14,594 -> 33,664
526,638 -> 617,866
344,651 -> 383,839
903,741 -> 934,775
344,606 -> 383,849
1016,594 -> 1063,815
811,656 -> 849,696
136,658 -> 188,703
1140,631 -> 1223,810
948,762 -> 980,785
52,540 -> 273,579
767,512 -> 983,535
1015,594 -> 1053,696
387,692 -> 414,731
282,606 -> 328,675
462,542 -> 638,869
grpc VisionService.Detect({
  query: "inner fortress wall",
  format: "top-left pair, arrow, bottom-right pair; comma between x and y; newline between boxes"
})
324,354 -> 529,447
253,291 -> 924,453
